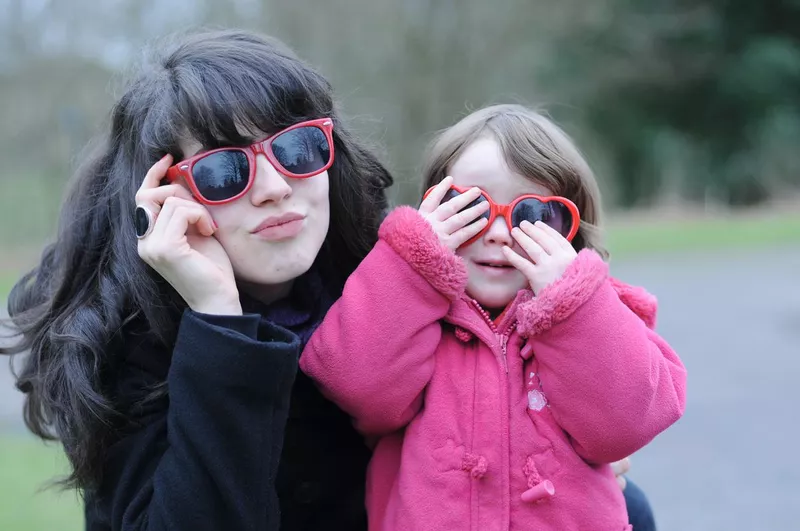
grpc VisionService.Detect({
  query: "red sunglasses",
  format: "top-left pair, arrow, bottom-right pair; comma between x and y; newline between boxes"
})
166,118 -> 334,205
424,184 -> 581,247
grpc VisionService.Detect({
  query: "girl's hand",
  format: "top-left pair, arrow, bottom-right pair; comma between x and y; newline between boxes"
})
135,155 -> 242,315
418,176 -> 490,251
502,220 -> 577,295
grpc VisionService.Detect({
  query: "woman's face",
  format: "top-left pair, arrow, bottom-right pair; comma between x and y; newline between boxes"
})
178,134 -> 330,298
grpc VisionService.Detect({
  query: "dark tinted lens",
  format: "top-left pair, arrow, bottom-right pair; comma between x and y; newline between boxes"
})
512,198 -> 572,237
192,150 -> 250,201
441,188 -> 491,220
271,126 -> 331,176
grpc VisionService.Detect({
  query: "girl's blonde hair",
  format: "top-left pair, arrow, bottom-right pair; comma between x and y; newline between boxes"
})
421,104 -> 607,258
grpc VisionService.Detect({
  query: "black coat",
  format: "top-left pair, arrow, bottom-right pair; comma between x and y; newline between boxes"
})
79,284 -> 651,531
84,303 -> 370,531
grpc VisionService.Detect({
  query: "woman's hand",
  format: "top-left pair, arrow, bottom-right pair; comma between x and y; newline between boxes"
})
502,220 -> 577,295
135,155 -> 242,315
418,176 -> 490,251
611,457 -> 632,490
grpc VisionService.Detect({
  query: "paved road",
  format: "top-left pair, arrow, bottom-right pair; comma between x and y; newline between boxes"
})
610,246 -> 800,531
2,245 -> 799,530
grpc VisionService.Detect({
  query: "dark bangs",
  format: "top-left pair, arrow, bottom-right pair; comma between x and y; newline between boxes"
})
139,30 -> 335,159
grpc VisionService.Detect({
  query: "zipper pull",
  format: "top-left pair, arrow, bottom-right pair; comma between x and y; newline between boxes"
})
499,334 -> 509,373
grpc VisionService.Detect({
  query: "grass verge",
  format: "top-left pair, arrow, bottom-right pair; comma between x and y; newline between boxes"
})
0,434 -> 83,531
605,210 -> 800,258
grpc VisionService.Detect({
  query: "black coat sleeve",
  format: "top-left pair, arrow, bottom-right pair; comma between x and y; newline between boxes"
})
85,309 -> 300,531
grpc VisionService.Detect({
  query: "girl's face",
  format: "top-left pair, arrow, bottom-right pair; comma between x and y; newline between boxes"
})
449,137 -> 555,311
178,133 -> 330,300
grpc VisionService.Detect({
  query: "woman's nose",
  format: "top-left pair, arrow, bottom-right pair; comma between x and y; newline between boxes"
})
249,155 -> 292,205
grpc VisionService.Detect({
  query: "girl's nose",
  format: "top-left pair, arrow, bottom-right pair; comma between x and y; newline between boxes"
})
483,216 -> 513,247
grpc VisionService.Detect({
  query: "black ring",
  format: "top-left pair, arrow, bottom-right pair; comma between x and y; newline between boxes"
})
134,206 -> 154,239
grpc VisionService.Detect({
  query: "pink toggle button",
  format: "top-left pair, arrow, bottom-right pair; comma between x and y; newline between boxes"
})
521,480 -> 555,503
455,327 -> 474,342
520,343 -> 534,360
462,453 -> 488,479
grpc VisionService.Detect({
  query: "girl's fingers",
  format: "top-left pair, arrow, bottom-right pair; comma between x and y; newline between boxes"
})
419,176 -> 454,215
449,217 -> 489,249
434,186 -> 484,221
519,220 -> 557,255
535,220 -> 575,252
512,226 -> 546,264
502,246 -> 537,279
441,200 -> 490,234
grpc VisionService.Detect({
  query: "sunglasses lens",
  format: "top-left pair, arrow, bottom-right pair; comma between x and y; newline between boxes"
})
442,188 -> 491,221
271,126 -> 331,176
192,150 -> 250,201
512,198 -> 573,237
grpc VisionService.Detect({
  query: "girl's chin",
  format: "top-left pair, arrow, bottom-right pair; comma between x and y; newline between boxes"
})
466,289 -> 516,310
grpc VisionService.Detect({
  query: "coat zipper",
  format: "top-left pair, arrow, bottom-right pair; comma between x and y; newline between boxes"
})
499,333 -> 509,374
469,298 -> 515,530
469,299 -> 516,373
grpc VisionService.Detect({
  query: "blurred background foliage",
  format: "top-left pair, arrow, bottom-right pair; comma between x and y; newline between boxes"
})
0,0 -> 798,253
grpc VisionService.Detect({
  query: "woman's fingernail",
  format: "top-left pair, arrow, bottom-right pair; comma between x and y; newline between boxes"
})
212,220 -> 219,229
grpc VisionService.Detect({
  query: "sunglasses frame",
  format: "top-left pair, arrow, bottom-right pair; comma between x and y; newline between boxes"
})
425,183 -> 581,246
165,117 -> 335,205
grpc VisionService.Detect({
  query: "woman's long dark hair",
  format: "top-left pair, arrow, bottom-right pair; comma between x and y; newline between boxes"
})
0,29 -> 392,490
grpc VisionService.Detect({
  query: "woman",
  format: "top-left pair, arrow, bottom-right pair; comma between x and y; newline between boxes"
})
3,29 -> 389,530
2,29 -> 654,530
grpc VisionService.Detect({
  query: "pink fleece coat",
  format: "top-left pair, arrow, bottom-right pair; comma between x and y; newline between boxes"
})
300,207 -> 687,531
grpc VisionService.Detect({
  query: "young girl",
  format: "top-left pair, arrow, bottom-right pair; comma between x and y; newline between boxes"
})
300,104 -> 687,530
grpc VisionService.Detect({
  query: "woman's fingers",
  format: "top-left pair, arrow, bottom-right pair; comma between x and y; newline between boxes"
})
611,458 -> 631,490
154,197 -> 216,242
611,458 -> 631,477
135,184 -> 196,215
136,155 -> 173,196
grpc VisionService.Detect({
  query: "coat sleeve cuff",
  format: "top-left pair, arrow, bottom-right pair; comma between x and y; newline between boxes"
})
516,249 -> 608,337
378,206 -> 468,300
